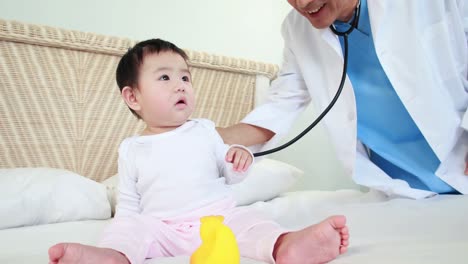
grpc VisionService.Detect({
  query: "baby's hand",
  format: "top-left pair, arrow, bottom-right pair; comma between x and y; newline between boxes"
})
226,146 -> 253,172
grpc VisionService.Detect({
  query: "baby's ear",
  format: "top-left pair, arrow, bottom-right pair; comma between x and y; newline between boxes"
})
121,86 -> 141,111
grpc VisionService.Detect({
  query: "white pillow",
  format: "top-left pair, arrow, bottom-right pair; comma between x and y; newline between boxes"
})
0,167 -> 111,230
230,158 -> 303,205
102,174 -> 118,216
102,158 -> 303,213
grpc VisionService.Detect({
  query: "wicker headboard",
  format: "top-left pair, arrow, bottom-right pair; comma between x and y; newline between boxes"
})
0,19 -> 278,182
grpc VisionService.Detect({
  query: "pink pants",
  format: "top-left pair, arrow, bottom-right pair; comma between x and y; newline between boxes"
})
98,198 -> 287,264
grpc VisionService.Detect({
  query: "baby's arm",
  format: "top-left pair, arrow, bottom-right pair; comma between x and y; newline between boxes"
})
201,118 -> 254,184
114,139 -> 141,217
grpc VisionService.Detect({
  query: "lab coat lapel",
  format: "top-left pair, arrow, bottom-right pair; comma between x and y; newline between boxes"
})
313,29 -> 357,176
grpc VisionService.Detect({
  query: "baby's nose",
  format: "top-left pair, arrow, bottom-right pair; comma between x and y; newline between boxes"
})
176,83 -> 186,92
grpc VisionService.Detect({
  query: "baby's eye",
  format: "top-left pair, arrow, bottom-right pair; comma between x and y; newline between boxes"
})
182,76 -> 190,82
159,75 -> 170,81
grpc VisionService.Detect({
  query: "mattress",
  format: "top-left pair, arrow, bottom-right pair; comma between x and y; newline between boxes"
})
1,189 -> 467,264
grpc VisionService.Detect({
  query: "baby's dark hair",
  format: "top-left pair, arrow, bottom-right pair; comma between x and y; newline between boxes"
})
116,38 -> 189,118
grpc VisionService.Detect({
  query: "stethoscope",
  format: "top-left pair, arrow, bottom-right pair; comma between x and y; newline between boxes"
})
254,1 -> 361,157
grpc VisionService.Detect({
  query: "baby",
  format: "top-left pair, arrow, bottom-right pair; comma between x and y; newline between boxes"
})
48,38 -> 349,264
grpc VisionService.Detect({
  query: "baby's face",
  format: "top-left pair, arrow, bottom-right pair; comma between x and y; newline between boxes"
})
135,51 -> 195,132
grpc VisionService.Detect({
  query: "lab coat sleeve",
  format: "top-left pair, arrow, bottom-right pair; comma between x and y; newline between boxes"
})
462,0 -> 468,41
461,0 -> 468,130
241,16 -> 311,152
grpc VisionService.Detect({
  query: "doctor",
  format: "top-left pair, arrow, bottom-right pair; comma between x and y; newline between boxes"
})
218,0 -> 468,198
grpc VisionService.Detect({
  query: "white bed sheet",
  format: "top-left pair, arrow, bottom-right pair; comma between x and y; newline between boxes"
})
1,190 -> 467,264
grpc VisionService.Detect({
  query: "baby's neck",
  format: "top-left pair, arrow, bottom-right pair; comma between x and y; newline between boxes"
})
141,121 -> 190,135
141,126 -> 179,135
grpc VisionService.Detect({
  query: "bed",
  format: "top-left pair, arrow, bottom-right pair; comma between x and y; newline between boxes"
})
1,18 -> 468,264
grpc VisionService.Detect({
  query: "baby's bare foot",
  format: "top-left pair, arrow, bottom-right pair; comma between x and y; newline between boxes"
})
274,215 -> 349,264
48,243 -> 130,264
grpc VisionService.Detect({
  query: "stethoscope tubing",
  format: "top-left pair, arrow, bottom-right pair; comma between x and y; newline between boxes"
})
253,35 -> 349,157
253,1 -> 360,157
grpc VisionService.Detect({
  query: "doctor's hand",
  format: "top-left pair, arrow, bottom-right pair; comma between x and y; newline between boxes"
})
226,147 -> 253,172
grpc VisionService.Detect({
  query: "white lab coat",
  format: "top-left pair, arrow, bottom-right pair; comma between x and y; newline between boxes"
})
242,0 -> 468,198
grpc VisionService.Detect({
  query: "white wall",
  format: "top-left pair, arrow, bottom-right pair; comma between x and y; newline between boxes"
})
0,0 -> 358,191
0,0 -> 290,64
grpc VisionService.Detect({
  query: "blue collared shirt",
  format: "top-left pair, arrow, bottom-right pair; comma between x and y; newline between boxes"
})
333,0 -> 457,193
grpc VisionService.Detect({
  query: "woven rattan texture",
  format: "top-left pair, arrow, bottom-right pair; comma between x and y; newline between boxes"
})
0,19 -> 278,181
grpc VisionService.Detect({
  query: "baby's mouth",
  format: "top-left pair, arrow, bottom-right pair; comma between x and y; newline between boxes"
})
175,98 -> 187,106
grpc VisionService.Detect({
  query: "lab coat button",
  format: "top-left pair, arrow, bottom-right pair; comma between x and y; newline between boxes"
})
348,113 -> 356,121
